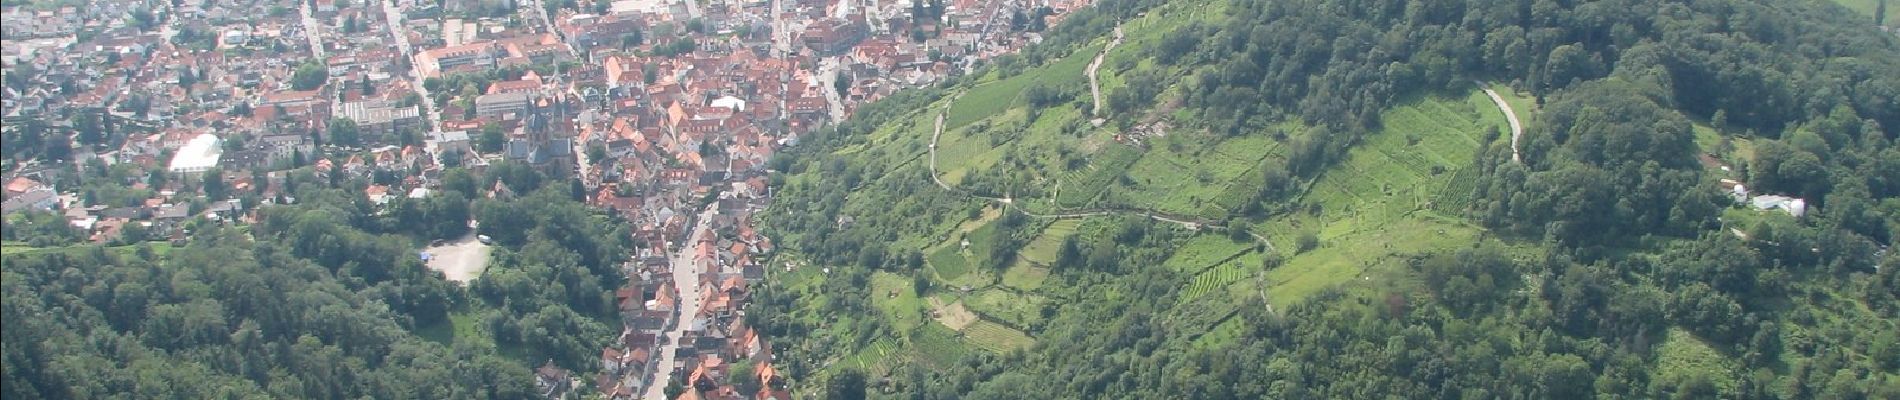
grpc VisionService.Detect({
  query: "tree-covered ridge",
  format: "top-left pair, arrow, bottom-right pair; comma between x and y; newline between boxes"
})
2,165 -> 630,399
752,0 -> 1900,398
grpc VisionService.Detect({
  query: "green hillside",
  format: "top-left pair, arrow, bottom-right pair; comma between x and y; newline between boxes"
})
754,0 -> 1900,398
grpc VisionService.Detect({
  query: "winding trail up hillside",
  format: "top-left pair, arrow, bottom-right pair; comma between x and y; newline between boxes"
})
1087,25 -> 1126,117
1476,81 -> 1525,163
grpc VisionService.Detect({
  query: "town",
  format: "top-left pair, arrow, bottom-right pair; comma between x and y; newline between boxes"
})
1,0 -> 1091,398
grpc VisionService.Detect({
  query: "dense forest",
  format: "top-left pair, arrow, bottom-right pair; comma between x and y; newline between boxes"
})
754,0 -> 1900,398
1,164 -> 630,398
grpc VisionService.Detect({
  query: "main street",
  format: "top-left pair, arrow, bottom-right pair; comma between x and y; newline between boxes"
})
642,206 -> 716,400
299,3 -> 326,59
770,0 -> 794,57
381,0 -> 439,134
300,3 -> 343,118
816,57 -> 846,123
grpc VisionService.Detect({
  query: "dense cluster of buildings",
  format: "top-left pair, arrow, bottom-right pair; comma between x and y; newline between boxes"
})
4,0 -> 1086,397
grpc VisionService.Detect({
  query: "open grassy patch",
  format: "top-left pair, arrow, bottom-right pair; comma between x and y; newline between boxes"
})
928,245 -> 971,282
1107,133 -> 1280,219
1655,327 -> 1742,395
928,297 -> 980,331
964,288 -> 1045,329
945,44 -> 1102,131
1030,220 -> 1085,252
871,272 -> 927,332
962,320 -> 1034,353
1001,263 -> 1051,290
1247,90 -> 1511,305
1828,0 -> 1899,24
1161,233 -> 1255,274
1,241 -> 175,262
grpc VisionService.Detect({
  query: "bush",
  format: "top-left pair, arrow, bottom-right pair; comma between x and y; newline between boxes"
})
1295,231 -> 1320,254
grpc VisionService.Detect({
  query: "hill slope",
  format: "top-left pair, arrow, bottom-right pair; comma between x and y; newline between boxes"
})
754,0 -> 1900,398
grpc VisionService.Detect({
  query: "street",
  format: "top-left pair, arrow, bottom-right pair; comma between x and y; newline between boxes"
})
299,3 -> 326,59
641,206 -> 717,400
816,58 -> 845,123
381,0 -> 440,135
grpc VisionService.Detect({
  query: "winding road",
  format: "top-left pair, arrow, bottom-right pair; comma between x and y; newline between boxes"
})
1476,81 -> 1524,163
1086,25 -> 1124,117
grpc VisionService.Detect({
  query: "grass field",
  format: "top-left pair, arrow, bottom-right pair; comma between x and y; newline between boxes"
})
929,297 -> 979,331
964,288 -> 1045,329
945,44 -> 1102,131
1107,133 -> 1281,219
926,208 -> 1001,282
872,272 -> 927,331
1655,327 -> 1741,395
928,245 -> 971,282
1002,220 -> 1082,289
1829,0 -> 1899,24
1,241 -> 175,261
962,320 -> 1034,353
1001,262 -> 1052,290
417,310 -> 487,347
1242,89 -> 1516,306
1161,233 -> 1255,274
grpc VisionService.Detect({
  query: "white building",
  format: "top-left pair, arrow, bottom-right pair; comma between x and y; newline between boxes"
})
1750,195 -> 1807,218
168,133 -> 223,174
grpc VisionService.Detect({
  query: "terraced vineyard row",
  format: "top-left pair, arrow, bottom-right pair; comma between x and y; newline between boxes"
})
1431,165 -> 1482,214
1055,144 -> 1141,208
1182,259 -> 1253,300
911,323 -> 973,367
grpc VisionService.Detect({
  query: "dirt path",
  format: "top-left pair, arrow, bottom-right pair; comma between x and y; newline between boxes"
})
1087,25 -> 1125,117
1476,81 -> 1524,163
422,232 -> 491,283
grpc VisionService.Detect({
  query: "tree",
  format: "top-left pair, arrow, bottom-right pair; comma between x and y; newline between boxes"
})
730,361 -> 761,395
1227,219 -> 1252,242
586,143 -> 607,164
202,168 -> 228,200
620,31 -> 643,49
326,118 -> 361,147
440,149 -> 464,168
292,62 -> 328,91
42,134 -> 72,162
1877,0 -> 1888,26
478,123 -> 506,153
74,110 -> 106,148
664,381 -> 686,399
827,369 -> 867,400
442,169 -> 479,200
1295,231 -> 1319,254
